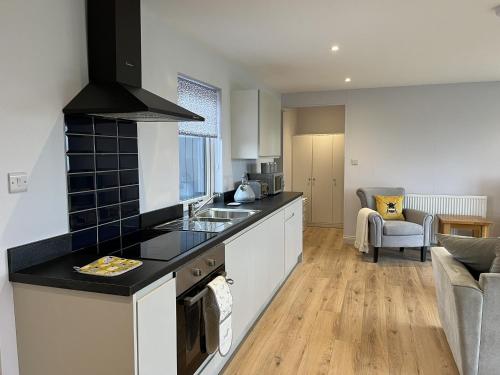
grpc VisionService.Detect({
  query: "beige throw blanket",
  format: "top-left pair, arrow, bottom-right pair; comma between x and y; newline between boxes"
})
355,208 -> 378,253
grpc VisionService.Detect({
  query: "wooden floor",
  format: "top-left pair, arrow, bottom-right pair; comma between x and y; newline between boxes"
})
223,227 -> 458,375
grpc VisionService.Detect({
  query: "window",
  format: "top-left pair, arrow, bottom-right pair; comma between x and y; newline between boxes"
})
177,76 -> 219,201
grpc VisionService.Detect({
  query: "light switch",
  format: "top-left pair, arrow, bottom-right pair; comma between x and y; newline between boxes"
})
351,159 -> 359,166
8,172 -> 28,193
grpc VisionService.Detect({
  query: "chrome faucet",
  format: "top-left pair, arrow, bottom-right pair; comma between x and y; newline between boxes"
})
188,193 -> 222,218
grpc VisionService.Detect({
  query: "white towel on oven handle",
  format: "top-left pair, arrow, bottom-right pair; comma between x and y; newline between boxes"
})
207,275 -> 233,356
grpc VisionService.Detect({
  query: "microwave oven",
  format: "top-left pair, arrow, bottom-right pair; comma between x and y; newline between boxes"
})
248,172 -> 284,195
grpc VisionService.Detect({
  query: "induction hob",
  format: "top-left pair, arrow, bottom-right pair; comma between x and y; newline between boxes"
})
118,230 -> 217,262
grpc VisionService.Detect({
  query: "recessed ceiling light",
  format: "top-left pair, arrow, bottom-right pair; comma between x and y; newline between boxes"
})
345,77 -> 351,83
331,45 -> 339,52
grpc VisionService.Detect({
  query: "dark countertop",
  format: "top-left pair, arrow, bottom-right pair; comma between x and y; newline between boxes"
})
9,192 -> 303,296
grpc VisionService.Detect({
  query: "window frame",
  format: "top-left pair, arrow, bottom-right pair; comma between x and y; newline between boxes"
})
177,75 -> 220,205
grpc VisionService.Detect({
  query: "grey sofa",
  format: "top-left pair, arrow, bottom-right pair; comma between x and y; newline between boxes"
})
356,187 -> 433,262
431,247 -> 500,375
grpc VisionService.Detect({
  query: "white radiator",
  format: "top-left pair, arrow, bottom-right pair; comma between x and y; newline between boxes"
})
405,194 -> 488,242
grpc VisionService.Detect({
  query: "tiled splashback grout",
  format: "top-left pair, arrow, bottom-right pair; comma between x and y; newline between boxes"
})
65,115 -> 140,250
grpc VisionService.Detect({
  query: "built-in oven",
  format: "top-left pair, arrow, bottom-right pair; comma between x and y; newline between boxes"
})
176,243 -> 227,375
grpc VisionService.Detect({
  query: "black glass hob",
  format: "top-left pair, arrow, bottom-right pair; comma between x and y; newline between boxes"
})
118,230 -> 217,262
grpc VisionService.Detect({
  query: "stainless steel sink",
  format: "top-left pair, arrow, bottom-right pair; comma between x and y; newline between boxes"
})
154,208 -> 261,233
194,208 -> 259,221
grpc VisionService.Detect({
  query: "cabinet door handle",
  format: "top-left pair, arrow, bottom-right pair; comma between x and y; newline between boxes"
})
286,212 -> 295,221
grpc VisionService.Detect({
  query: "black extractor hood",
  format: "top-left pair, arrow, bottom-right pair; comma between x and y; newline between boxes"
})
63,0 -> 204,122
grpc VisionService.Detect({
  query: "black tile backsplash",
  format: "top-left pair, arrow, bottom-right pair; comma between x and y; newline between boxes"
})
67,173 -> 95,193
65,115 -> 94,134
71,228 -> 97,250
67,135 -> 94,153
118,121 -> 137,137
69,210 -> 97,231
95,119 -> 118,136
120,170 -> 139,186
121,201 -> 140,218
69,192 -> 96,212
95,137 -> 118,153
98,221 -> 121,242
67,155 -> 95,173
98,205 -> 120,224
96,154 -> 119,171
119,154 -> 138,169
97,188 -> 120,206
96,172 -> 119,189
121,216 -> 140,235
65,115 -> 140,247
120,185 -> 139,202
119,138 -> 138,153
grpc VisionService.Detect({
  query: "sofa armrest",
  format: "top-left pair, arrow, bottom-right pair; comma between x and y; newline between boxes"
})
368,212 -> 383,247
477,273 -> 500,375
431,247 -> 483,375
404,208 -> 434,246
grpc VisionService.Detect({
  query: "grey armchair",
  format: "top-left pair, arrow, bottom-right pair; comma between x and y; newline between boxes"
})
356,187 -> 434,263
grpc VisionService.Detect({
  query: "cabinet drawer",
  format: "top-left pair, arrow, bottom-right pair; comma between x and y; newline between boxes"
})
285,199 -> 302,222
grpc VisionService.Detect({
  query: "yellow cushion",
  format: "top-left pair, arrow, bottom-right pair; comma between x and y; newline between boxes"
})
375,195 -> 405,220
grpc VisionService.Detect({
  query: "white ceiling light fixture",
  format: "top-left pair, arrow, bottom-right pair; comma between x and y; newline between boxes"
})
345,77 -> 351,83
331,45 -> 339,52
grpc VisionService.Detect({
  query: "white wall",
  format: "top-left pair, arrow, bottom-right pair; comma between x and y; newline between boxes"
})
283,82 -> 500,238
0,1 -> 273,373
296,105 -> 345,134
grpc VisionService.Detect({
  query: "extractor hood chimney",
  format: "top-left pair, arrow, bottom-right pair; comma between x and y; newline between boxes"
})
63,0 -> 204,122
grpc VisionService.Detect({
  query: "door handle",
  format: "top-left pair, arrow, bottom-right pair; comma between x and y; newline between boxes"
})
333,178 -> 337,186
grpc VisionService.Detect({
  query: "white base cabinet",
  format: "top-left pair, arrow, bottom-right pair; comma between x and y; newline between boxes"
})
284,199 -> 303,275
226,210 -> 285,343
137,277 -> 177,375
198,197 -> 303,375
12,275 -> 177,375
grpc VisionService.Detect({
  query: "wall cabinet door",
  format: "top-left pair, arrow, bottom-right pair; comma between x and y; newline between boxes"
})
311,135 -> 334,224
259,90 -> 282,157
284,200 -> 303,275
292,135 -> 313,223
137,277 -> 177,375
231,89 -> 281,159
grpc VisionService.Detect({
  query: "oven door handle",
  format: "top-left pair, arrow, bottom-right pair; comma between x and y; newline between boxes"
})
182,275 -> 234,307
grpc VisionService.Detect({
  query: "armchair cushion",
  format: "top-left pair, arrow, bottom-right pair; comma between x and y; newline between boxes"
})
383,220 -> 423,236
374,195 -> 405,220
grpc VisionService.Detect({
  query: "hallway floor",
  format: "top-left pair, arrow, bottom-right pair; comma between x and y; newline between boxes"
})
223,227 -> 458,375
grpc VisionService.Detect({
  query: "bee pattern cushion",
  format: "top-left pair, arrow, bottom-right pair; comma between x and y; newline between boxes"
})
374,195 -> 405,220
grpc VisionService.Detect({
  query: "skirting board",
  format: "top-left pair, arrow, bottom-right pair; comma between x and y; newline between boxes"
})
306,223 -> 344,229
343,235 -> 355,245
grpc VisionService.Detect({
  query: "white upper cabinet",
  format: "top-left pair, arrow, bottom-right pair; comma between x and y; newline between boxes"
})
231,89 -> 282,159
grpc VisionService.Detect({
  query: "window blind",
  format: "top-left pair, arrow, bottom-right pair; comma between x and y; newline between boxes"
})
177,77 -> 218,138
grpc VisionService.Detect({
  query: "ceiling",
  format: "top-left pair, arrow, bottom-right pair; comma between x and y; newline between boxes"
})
153,0 -> 500,93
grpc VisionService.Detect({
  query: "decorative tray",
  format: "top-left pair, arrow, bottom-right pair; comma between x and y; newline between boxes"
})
74,256 -> 143,277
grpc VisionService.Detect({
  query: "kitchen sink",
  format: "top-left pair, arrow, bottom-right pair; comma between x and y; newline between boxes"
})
154,208 -> 261,233
191,217 -> 232,223
194,208 -> 260,220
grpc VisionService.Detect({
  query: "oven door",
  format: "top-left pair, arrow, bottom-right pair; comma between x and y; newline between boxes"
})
176,266 -> 224,375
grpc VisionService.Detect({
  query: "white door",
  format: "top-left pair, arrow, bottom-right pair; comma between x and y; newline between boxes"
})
332,134 -> 345,225
292,135 -> 313,223
311,135 -> 334,224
